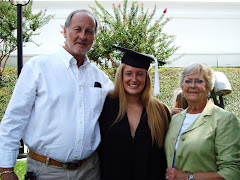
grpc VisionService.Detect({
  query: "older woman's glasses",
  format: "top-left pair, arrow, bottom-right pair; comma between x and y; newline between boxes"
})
184,79 -> 205,85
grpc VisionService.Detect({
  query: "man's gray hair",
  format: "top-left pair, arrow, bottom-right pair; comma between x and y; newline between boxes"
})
64,9 -> 98,34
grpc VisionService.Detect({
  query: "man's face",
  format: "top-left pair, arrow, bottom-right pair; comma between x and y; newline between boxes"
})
64,12 -> 96,57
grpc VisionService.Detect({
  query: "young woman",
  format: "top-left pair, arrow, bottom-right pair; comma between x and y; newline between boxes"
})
98,46 -> 171,180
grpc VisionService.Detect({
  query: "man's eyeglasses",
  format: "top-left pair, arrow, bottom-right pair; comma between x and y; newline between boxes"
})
184,78 -> 205,85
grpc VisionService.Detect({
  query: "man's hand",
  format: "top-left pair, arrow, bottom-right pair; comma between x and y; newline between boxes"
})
0,168 -> 18,180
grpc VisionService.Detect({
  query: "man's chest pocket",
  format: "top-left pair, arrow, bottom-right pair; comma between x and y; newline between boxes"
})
90,87 -> 104,113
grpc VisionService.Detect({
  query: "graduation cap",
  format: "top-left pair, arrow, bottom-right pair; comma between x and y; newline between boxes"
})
112,45 -> 166,95
111,45 -> 166,70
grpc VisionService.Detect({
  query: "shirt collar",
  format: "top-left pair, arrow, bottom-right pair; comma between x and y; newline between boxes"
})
58,46 -> 90,68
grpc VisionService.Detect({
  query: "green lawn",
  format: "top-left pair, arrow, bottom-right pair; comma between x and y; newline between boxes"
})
15,160 -> 27,180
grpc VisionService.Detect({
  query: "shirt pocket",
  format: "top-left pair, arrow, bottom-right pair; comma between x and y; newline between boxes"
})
90,87 -> 104,113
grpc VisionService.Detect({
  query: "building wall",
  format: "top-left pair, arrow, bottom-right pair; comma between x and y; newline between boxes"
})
5,0 -> 240,67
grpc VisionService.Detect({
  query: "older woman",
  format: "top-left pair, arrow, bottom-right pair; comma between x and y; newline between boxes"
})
164,63 -> 240,180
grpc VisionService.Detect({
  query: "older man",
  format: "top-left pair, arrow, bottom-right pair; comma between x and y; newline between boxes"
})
0,10 -> 113,180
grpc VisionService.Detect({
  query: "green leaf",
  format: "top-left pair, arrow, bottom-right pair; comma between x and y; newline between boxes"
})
0,1 -> 54,76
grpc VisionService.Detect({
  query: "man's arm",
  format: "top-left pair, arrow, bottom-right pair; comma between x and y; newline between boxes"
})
0,59 -> 37,169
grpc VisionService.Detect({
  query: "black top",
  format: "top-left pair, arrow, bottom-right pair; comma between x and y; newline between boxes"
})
98,96 -> 168,180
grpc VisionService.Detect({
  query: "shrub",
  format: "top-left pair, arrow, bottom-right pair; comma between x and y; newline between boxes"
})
88,0 -> 182,79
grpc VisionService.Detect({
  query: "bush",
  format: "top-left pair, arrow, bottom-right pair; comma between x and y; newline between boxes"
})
0,67 -> 17,120
0,1 -> 53,77
88,0 -> 182,79
153,67 -> 240,121
1,67 -> 239,122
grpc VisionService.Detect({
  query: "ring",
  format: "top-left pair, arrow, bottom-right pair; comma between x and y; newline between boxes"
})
166,176 -> 169,179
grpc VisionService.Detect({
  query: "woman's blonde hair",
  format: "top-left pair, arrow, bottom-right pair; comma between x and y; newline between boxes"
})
109,63 -> 170,148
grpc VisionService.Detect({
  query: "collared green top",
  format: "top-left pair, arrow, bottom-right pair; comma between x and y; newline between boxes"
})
164,100 -> 240,180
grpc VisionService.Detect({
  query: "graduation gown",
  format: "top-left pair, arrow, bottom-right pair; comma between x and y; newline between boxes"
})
98,96 -> 167,180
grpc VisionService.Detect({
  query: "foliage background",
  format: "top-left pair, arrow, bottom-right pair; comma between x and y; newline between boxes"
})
0,0 -> 53,77
88,0 -> 182,79
1,67 -> 239,122
152,67 -> 240,122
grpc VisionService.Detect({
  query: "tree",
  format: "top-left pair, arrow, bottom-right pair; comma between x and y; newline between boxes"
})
89,0 -> 182,79
0,0 -> 53,77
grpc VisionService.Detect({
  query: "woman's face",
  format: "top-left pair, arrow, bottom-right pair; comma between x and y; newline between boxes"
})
122,65 -> 147,97
182,73 -> 209,104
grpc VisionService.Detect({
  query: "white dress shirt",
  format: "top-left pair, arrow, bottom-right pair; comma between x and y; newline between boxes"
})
0,47 -> 113,167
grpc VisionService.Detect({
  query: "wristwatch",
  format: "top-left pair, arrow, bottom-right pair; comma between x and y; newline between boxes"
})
189,173 -> 194,180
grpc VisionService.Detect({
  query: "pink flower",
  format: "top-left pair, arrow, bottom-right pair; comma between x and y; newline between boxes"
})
60,24 -> 64,34
163,8 -> 167,13
141,3 -> 144,6
118,3 -> 121,8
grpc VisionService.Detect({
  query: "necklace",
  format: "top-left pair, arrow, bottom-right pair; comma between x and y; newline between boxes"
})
131,107 -> 142,138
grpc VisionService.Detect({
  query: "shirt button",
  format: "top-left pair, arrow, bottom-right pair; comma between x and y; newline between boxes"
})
78,139 -> 81,142
74,156 -> 78,159
80,104 -> 82,107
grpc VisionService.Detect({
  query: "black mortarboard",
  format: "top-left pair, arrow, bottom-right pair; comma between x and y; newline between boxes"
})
112,45 -> 166,95
111,45 -> 166,70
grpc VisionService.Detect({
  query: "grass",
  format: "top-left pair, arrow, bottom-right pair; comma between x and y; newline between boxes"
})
1,67 -> 240,178
15,160 -> 27,180
1,67 -> 240,121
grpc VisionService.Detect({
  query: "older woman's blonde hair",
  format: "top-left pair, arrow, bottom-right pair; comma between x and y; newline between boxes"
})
179,62 -> 215,92
109,63 -> 170,148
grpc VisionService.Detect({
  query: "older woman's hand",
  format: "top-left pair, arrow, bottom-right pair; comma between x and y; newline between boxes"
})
165,167 -> 188,180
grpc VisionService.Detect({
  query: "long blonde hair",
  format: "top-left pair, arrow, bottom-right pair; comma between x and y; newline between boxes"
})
109,63 -> 170,148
